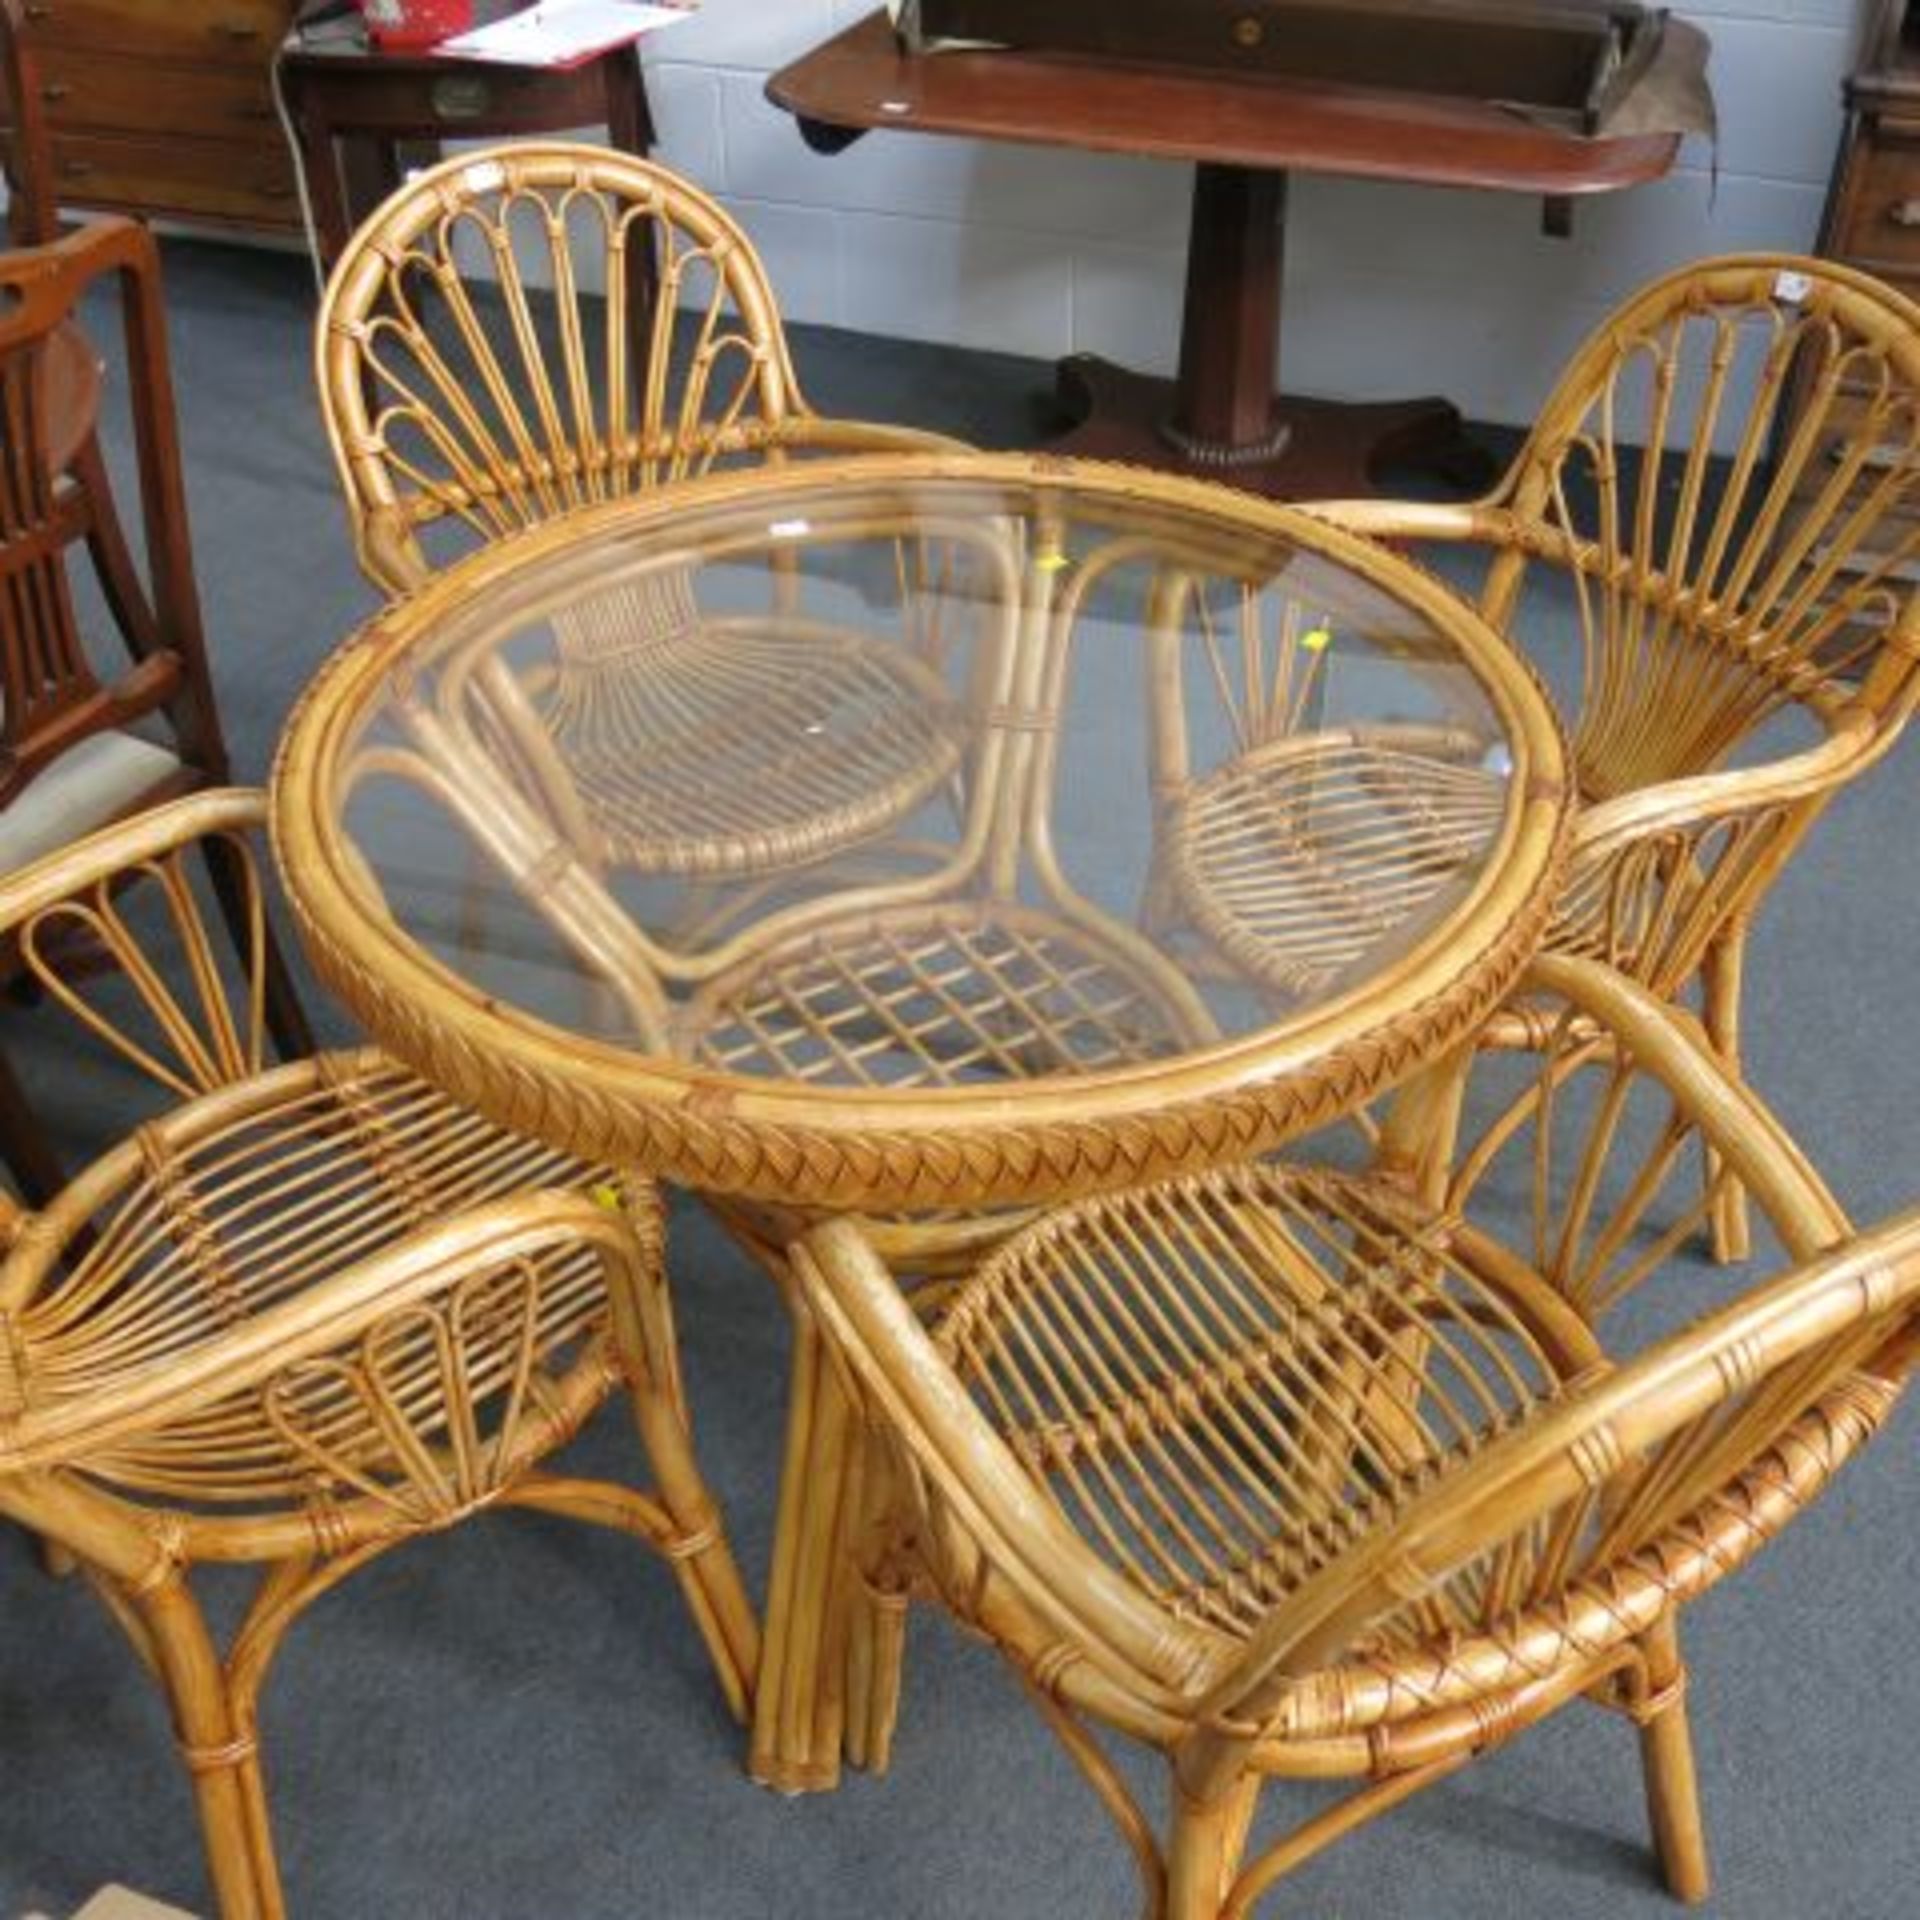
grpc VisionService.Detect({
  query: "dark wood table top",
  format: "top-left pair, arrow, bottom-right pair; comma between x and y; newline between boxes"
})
768,11 -> 1680,196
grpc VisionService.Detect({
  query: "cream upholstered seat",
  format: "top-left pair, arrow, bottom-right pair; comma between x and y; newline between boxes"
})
0,730 -> 181,871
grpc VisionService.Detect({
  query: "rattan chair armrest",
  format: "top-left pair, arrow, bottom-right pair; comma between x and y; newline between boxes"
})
1519,953 -> 1848,1260
771,416 -> 975,457
0,788 -> 266,938
1,1188 -> 642,1471
792,1221 -> 1229,1693
1566,709 -> 1887,867
1299,499 -> 1517,546
1180,1195 -> 1920,1801
362,509 -> 433,596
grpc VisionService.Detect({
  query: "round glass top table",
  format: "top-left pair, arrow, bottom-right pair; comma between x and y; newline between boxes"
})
274,452 -> 1568,1222
274,451 -> 1570,1793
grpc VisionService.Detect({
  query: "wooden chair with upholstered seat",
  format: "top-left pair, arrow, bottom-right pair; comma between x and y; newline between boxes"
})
0,213 -> 299,1204
1164,256 -> 1920,1258
0,790 -> 758,1920
786,952 -> 1919,1919
0,0 -> 57,246
0,0 -> 181,740
314,141 -> 974,885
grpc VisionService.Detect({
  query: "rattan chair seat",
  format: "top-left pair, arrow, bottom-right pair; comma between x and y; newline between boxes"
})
1168,732 -> 1509,998
7,1046 -> 619,1538
539,590 -> 966,875
673,899 -> 1203,1090
933,1163 -> 1600,1649
317,144 -> 976,894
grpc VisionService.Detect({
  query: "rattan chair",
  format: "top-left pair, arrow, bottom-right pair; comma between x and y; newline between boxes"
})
0,791 -> 757,1920
315,141 -> 971,882
1173,256 -> 1920,1257
787,952 -> 1918,1919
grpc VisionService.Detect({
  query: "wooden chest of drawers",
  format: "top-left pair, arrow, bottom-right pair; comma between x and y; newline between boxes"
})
22,0 -> 300,236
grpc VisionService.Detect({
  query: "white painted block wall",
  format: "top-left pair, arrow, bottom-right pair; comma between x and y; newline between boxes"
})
639,0 -> 1870,429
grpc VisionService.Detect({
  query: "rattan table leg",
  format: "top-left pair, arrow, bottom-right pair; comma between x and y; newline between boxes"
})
1372,1045 -> 1474,1207
1703,929 -> 1752,1265
750,1300 -> 860,1793
841,1443 -> 909,1775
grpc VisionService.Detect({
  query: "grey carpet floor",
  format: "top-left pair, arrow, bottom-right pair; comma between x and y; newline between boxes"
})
0,237 -> 1916,1919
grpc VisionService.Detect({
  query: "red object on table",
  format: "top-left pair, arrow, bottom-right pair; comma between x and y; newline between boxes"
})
281,17 -> 655,273
768,11 -> 1686,500
356,0 -> 475,51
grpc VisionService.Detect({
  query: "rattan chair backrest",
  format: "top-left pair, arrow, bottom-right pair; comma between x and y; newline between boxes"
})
0,789 -> 276,1112
1489,254 -> 1920,797
316,141 -> 810,593
1179,1196 -> 1920,1791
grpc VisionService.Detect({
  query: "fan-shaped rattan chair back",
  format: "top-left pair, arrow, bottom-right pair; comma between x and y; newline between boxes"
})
1306,256 -> 1920,1264
1491,255 -> 1920,796
317,141 -> 809,592
789,955 -> 1920,1919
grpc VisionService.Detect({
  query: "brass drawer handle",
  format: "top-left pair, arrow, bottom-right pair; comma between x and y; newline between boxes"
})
1887,199 -> 1920,228
58,158 -> 93,179
218,19 -> 263,39
23,3 -> 50,19
40,81 -> 69,102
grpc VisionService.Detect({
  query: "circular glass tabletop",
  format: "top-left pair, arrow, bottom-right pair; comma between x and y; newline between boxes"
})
276,454 -> 1567,1209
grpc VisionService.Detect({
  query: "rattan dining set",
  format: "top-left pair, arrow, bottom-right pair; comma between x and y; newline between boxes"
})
2,115 -> 1919,1920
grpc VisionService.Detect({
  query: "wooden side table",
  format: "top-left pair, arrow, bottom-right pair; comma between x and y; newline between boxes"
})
279,14 -> 655,272
768,12 -> 1685,498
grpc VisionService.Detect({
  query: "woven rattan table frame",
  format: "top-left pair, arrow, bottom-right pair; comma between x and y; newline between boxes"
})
270,449 -> 1573,1790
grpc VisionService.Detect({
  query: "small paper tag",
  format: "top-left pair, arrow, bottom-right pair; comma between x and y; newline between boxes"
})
1773,269 -> 1813,307
462,160 -> 507,196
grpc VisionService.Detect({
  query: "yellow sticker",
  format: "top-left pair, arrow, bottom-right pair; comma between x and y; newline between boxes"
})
589,1182 -> 625,1213
1301,622 -> 1334,653
1035,548 -> 1072,574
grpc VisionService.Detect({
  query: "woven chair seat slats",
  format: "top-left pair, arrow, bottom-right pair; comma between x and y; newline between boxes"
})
541,596 -> 966,874
1171,738 -> 1510,999
936,1164 -> 1595,1644
13,1051 -> 613,1507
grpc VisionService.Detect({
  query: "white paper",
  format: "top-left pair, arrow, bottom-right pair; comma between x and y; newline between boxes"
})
437,2 -> 691,68
885,1 -> 999,56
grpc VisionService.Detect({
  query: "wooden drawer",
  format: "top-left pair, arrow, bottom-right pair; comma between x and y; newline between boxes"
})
21,0 -> 287,66
50,130 -> 300,229
1831,121 -> 1920,277
36,49 -> 280,140
1790,386 -> 1920,512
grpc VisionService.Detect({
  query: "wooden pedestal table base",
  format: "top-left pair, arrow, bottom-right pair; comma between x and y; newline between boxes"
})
1051,162 -> 1483,498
